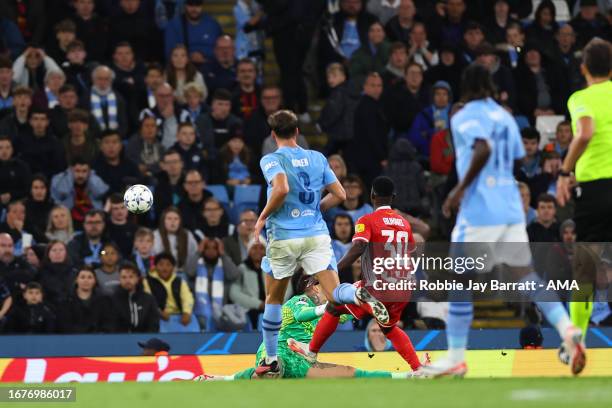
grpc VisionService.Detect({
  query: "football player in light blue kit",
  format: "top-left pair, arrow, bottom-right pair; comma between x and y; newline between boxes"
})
421,65 -> 585,377
253,110 -> 389,376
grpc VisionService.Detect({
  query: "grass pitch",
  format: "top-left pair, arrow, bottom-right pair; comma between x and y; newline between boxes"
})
10,377 -> 612,408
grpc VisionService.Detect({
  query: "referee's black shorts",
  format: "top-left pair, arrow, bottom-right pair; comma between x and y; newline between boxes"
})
574,178 -> 612,242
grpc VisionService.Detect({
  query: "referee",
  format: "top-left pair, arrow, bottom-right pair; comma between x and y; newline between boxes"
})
557,37 -> 612,343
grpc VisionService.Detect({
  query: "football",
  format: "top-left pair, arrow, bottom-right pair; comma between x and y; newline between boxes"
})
123,184 -> 153,214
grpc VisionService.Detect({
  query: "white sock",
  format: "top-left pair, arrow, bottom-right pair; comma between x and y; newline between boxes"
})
265,356 -> 278,365
391,372 -> 411,379
448,347 -> 466,364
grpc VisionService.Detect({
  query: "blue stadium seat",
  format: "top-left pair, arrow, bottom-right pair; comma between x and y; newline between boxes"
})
207,184 -> 231,213
231,185 -> 261,224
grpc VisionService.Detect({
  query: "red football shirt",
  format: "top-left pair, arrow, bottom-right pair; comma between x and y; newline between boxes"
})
353,206 -> 415,303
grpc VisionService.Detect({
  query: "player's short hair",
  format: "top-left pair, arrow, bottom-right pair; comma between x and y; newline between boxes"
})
371,176 -> 395,198
268,110 -> 298,139
135,227 -> 154,240
154,252 -> 177,266
521,127 -> 540,142
536,193 -> 556,207
582,37 -> 612,78
460,64 -> 496,102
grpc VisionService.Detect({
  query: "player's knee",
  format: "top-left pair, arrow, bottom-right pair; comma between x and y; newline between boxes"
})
326,302 -> 342,316
265,293 -> 283,304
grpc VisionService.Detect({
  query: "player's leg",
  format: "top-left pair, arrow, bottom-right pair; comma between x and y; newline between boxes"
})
381,324 -> 422,371
288,303 -> 351,362
317,269 -> 389,323
301,235 -> 353,305
258,275 -> 291,375
502,224 -> 585,375
194,368 -> 256,381
306,362 -> 412,379
569,243 -> 599,338
258,238 -> 299,375
420,226 -> 497,377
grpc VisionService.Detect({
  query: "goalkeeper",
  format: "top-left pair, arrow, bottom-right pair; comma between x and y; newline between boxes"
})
195,276 -> 419,380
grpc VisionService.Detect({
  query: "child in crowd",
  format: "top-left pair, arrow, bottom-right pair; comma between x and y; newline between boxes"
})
132,227 -> 157,276
5,282 -> 56,334
94,242 -> 122,296
172,122 -> 206,176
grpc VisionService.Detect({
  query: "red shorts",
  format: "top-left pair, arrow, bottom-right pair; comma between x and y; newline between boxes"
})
335,281 -> 408,328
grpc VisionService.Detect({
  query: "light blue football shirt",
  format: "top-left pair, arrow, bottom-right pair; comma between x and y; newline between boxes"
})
451,98 -> 525,227
260,146 -> 337,240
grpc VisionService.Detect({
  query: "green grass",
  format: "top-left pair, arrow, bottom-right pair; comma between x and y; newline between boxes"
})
7,378 -> 612,408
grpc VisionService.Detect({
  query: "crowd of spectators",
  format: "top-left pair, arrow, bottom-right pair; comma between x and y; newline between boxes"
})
0,0 -> 611,334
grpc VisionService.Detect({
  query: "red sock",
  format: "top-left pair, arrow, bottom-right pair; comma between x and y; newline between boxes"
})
386,326 -> 421,371
309,312 -> 340,353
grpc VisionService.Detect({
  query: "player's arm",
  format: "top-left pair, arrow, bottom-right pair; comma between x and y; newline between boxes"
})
338,217 -> 370,270
557,116 -> 594,205
442,139 -> 491,217
294,302 -> 328,322
320,180 -> 346,212
254,155 -> 289,237
254,173 -> 289,237
337,240 -> 367,271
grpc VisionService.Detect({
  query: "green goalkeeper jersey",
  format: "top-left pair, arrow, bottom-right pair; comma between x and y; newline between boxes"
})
257,295 -> 351,355
278,295 -> 320,344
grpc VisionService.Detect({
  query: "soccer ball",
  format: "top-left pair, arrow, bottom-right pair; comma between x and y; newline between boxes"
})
123,184 -> 153,214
